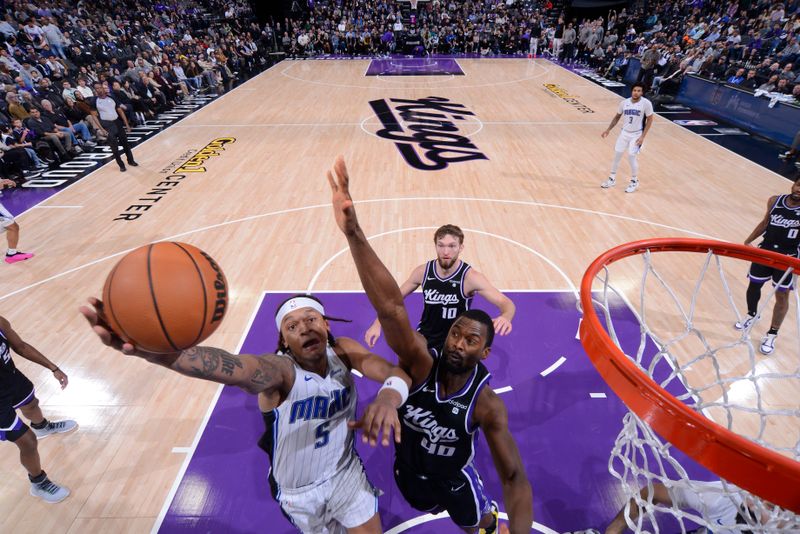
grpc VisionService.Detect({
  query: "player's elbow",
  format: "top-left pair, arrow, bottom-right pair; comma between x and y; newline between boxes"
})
501,466 -> 529,490
376,302 -> 406,323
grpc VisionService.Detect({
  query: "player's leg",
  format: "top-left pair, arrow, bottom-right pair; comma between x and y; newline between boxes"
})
736,263 -> 771,329
14,374 -> 77,438
2,403 -> 69,503
439,465 -> 498,534
328,455 -> 382,533
602,135 -> 626,188
624,135 -> 641,193
761,270 -> 793,354
393,458 -> 443,514
0,202 -> 34,263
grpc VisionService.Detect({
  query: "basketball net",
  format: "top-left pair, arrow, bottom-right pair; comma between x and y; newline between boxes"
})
410,0 -> 419,10
582,240 -> 799,532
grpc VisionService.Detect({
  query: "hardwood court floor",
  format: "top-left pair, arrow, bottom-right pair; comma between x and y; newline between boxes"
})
0,58 -> 796,533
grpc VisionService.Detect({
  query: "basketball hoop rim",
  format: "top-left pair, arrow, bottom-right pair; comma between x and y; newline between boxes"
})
579,237 -> 800,514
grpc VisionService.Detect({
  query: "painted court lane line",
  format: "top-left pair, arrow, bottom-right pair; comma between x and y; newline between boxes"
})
540,356 -> 567,377
157,291 -> 719,534
151,291 -> 267,534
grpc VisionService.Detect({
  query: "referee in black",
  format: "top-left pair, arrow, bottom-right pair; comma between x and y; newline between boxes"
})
93,83 -> 138,172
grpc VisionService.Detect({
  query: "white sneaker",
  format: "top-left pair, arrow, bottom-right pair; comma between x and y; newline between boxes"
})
30,476 -> 70,503
600,177 -> 616,188
625,180 -> 639,193
32,419 -> 77,439
734,314 -> 758,330
760,333 -> 777,355
778,151 -> 793,160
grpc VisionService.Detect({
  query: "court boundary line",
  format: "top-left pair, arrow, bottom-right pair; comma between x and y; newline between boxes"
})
280,57 -> 554,90
547,59 -> 792,183
150,290 -> 268,534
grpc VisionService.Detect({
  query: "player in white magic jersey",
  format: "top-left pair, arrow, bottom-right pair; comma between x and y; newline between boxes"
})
600,83 -> 654,193
81,294 -> 411,534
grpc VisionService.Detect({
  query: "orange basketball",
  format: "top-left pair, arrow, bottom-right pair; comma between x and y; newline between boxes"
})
101,242 -> 228,353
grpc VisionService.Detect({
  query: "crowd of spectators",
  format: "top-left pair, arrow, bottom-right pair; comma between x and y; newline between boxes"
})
0,0 -> 273,182
278,0 -> 799,105
576,0 -> 800,105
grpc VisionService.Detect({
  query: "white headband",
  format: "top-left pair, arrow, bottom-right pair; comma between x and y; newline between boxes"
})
275,297 -> 325,330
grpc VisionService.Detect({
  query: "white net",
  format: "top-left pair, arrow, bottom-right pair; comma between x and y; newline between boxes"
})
591,246 -> 800,532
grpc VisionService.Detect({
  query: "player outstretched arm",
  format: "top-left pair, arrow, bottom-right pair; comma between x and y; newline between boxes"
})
337,336 -> 412,446
327,156 -> 433,384
474,388 -> 533,533
0,315 -> 69,388
744,196 -> 777,246
365,265 -> 425,347
466,270 -> 516,335
80,298 -> 294,396
605,483 -> 672,534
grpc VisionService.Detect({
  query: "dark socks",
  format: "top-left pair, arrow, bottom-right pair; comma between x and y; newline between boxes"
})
768,327 -> 779,335
746,283 -> 762,316
29,470 -> 46,484
30,419 -> 48,430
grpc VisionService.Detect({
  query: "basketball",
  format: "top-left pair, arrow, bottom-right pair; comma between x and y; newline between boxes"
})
101,242 -> 228,353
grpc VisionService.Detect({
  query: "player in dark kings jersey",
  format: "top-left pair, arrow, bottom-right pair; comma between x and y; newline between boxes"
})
738,178 -> 800,355
364,225 -> 515,355
329,157 -> 532,534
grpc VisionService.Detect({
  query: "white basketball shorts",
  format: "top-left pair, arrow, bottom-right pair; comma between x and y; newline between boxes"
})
0,202 -> 15,231
615,130 -> 644,155
276,453 -> 379,533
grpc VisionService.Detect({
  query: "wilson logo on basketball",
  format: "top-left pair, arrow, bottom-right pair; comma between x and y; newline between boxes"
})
368,96 -> 488,171
200,251 -> 228,323
543,84 -> 595,114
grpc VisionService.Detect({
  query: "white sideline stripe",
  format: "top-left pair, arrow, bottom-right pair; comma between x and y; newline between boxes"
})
30,205 -> 83,209
150,290 -> 268,534
171,447 -> 190,453
540,356 -> 567,377
590,392 -> 608,399
493,386 -> 513,394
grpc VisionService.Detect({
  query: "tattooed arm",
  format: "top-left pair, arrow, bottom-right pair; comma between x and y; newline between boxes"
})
80,298 -> 294,396
146,347 -> 295,396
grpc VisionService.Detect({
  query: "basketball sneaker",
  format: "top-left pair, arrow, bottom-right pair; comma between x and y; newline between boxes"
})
33,419 -> 78,439
625,179 -> 639,193
600,177 -> 616,189
5,251 -> 34,264
479,501 -> 500,534
779,150 -> 795,160
760,333 -> 777,355
30,475 -> 70,503
734,313 -> 758,331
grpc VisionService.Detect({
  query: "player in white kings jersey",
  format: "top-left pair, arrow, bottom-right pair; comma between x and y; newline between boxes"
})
600,82 -> 654,193
81,294 -> 411,534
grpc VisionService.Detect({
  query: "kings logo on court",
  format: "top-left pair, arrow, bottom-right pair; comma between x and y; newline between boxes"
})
369,96 -> 488,171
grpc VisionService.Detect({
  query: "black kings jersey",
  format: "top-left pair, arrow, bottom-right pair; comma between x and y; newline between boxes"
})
761,195 -> 800,256
418,260 -> 472,350
396,354 -> 491,477
0,329 -> 16,383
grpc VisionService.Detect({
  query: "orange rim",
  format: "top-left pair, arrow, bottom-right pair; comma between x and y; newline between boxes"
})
579,238 -> 800,513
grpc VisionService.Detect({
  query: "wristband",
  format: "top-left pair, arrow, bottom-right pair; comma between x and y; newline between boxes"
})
379,376 -> 409,406
51,367 -> 60,373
